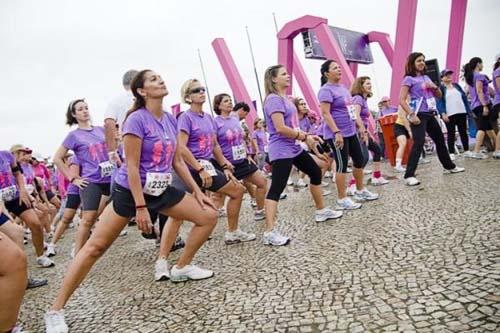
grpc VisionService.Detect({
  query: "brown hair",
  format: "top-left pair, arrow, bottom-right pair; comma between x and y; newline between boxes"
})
253,117 -> 263,130
405,52 -> 426,77
264,65 -> 283,97
65,99 -> 85,126
213,93 -> 231,115
350,76 -> 373,98
293,97 -> 306,112
125,69 -> 150,120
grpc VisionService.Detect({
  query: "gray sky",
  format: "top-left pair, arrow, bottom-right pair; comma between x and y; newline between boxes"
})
0,0 -> 498,157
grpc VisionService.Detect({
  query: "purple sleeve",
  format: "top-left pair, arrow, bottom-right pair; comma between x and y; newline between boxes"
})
62,132 -> 75,150
177,113 -> 192,135
351,95 -> 364,106
318,86 -> 333,103
401,76 -> 413,87
69,156 -> 80,166
252,131 -> 258,140
122,113 -> 145,139
266,94 -> 286,116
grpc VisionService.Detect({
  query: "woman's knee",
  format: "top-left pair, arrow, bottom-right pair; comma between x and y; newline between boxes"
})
84,240 -> 109,259
224,182 -> 244,200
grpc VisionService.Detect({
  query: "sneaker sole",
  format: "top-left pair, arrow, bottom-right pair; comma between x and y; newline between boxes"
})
335,205 -> 362,210
154,274 -> 170,282
315,214 -> 343,222
225,237 -> 257,245
170,273 -> 214,283
254,216 -> 265,221
263,238 -> 291,246
38,263 -> 55,268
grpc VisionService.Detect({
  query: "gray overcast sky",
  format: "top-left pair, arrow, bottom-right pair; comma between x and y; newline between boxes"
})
0,0 -> 498,157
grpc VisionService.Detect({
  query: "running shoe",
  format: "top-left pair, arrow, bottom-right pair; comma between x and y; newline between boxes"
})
371,176 -> 389,186
471,152 -> 488,159
37,255 -> 55,268
324,171 -> 332,178
418,157 -> 431,164
218,208 -> 227,218
492,151 -> 500,159
321,181 -> 329,187
224,229 -> 256,245
346,183 -> 356,196
46,243 -> 56,257
262,229 -> 290,246
170,264 -> 214,282
405,177 -> 420,186
363,169 -> 373,175
254,209 -> 265,221
154,258 -> 170,281
45,310 -> 68,333
287,179 -> 294,186
27,277 -> 48,289
449,153 -> 456,161
335,197 -> 362,210
443,166 -> 465,174
315,207 -> 343,222
322,189 -> 332,196
250,198 -> 257,208
354,188 -> 379,201
463,151 -> 474,158
279,193 -> 287,200
394,165 -> 406,173
296,179 -> 307,187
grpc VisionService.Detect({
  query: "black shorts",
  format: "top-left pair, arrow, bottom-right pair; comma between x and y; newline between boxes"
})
492,103 -> 499,121
190,160 -> 228,192
472,104 -> 494,131
65,193 -> 81,210
80,182 -> 111,211
232,159 -> 258,180
112,183 -> 185,219
394,123 -> 410,138
0,213 -> 9,226
4,198 -> 31,217
46,190 -> 56,201
326,135 -> 364,173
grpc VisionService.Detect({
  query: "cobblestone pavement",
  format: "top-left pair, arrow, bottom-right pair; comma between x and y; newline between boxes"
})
19,156 -> 500,332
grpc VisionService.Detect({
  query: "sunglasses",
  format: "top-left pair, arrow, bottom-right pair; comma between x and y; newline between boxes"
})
189,87 -> 206,94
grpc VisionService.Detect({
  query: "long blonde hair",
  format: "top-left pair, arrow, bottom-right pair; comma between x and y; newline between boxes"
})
264,65 -> 283,97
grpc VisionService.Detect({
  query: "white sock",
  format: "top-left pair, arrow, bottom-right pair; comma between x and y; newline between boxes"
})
396,158 -> 402,167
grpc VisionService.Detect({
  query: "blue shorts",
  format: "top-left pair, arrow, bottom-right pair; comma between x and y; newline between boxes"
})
0,213 -> 9,226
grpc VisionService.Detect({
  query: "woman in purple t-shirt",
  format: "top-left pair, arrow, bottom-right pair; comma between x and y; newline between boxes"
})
177,79 -> 255,246
45,70 -> 219,331
252,117 -> 268,170
399,52 -> 464,186
213,93 -> 268,221
53,99 -> 112,255
350,76 -> 388,186
262,65 -> 343,247
464,57 -> 499,158
319,60 -> 379,208
493,57 -> 500,158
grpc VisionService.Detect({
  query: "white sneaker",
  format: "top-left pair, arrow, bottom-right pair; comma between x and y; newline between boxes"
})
296,179 -> 307,187
449,153 -> 456,161
354,188 -> 379,201
119,229 -> 128,237
463,151 -> 474,158
335,197 -> 362,210
321,181 -> 329,187
154,258 -> 170,281
418,157 -> 431,164
250,199 -> 257,208
262,229 -> 290,246
45,310 -> 68,333
363,169 -> 373,175
324,171 -> 332,178
492,151 -> 500,159
218,208 -> 227,218
394,165 -> 406,173
443,166 -> 465,174
315,207 -> 343,222
346,183 -> 356,196
46,243 -> 56,257
346,167 -> 353,173
287,179 -> 294,186
254,209 -> 265,221
405,177 -> 420,186
371,176 -> 389,186
37,255 -> 55,268
170,264 -> 214,282
471,152 -> 488,159
224,229 -> 256,245
322,189 -> 332,196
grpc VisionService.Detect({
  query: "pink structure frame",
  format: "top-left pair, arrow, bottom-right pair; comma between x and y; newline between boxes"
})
211,0 -> 468,126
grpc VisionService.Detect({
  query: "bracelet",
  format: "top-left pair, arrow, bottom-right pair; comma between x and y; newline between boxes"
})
334,130 -> 340,135
222,164 -> 229,170
70,177 -> 75,183
301,134 -> 308,142
135,204 -> 147,209
295,131 -> 301,140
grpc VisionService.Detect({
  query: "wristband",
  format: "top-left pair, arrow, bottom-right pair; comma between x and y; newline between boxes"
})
301,134 -> 308,142
70,177 -> 75,184
334,130 -> 340,135
222,164 -> 229,170
135,204 -> 147,209
295,131 -> 301,140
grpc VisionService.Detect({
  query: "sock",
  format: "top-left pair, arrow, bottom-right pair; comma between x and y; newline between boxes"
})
396,158 -> 402,167
373,171 -> 381,178
349,178 -> 356,186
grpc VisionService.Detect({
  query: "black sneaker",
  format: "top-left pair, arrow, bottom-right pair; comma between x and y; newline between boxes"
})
27,277 -> 48,289
171,237 -> 185,252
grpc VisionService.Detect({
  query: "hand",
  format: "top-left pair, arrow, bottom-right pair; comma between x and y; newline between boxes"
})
199,170 -> 213,189
108,151 -> 122,167
361,131 -> 369,144
426,81 -> 438,90
19,189 -> 31,208
135,208 -> 152,234
224,169 -> 239,184
483,106 -> 489,116
442,114 -> 449,123
408,113 -> 421,125
334,132 -> 344,149
193,189 -> 217,211
225,161 -> 234,173
247,156 -> 256,165
72,177 -> 89,189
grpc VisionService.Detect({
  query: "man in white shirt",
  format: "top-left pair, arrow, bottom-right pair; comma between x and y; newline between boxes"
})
104,69 -> 138,165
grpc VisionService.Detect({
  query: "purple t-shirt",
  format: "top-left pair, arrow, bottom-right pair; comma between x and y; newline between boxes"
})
492,68 -> 500,106
21,162 -> 35,186
62,126 -> 111,184
299,116 -> 312,133
67,156 -> 80,195
115,108 -> 178,190
378,106 -> 397,118
402,75 -> 438,113
252,129 -> 267,153
352,95 -> 370,128
318,83 -> 356,138
263,94 -> 302,162
177,110 -> 215,161
469,72 -> 491,109
315,122 -> 325,137
0,151 -> 17,199
214,115 -> 245,164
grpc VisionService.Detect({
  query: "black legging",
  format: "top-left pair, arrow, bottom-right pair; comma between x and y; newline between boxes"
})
266,150 -> 322,201
360,137 -> 383,167
445,113 -> 469,154
327,135 -> 364,173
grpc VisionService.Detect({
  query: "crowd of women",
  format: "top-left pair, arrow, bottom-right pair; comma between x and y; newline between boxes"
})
1,51 -> 499,333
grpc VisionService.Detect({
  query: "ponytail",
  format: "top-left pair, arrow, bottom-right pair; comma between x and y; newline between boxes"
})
125,69 -> 149,121
320,60 -> 335,86
464,57 -> 482,86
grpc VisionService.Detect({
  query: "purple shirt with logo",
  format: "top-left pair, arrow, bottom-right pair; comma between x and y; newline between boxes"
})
469,72 -> 491,109
263,94 -> 303,162
177,110 -> 216,161
299,116 -> 312,133
214,114 -> 245,164
0,151 -> 17,199
62,126 -> 111,184
21,162 -> 35,186
115,109 -> 177,190
352,95 -> 370,129
378,106 -> 397,118
252,129 -> 267,153
318,83 -> 356,138
492,68 -> 500,106
402,75 -> 437,113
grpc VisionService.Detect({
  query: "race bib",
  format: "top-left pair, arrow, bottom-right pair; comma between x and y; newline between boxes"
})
143,172 -> 172,196
264,145 -> 269,153
198,159 -> 217,177
0,185 -> 17,202
409,97 -> 424,114
347,105 -> 357,120
426,97 -> 437,111
99,161 -> 115,178
25,184 -> 35,195
232,144 -> 247,161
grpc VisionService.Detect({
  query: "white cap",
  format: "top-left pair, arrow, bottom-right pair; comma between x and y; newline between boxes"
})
32,152 -> 44,161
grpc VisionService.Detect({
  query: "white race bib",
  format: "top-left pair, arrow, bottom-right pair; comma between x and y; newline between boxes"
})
25,184 -> 35,195
232,144 -> 247,161
143,172 -> 172,196
347,105 -> 357,120
264,145 -> 269,153
0,185 -> 17,202
426,97 -> 437,111
99,161 -> 115,178
198,159 -> 217,177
